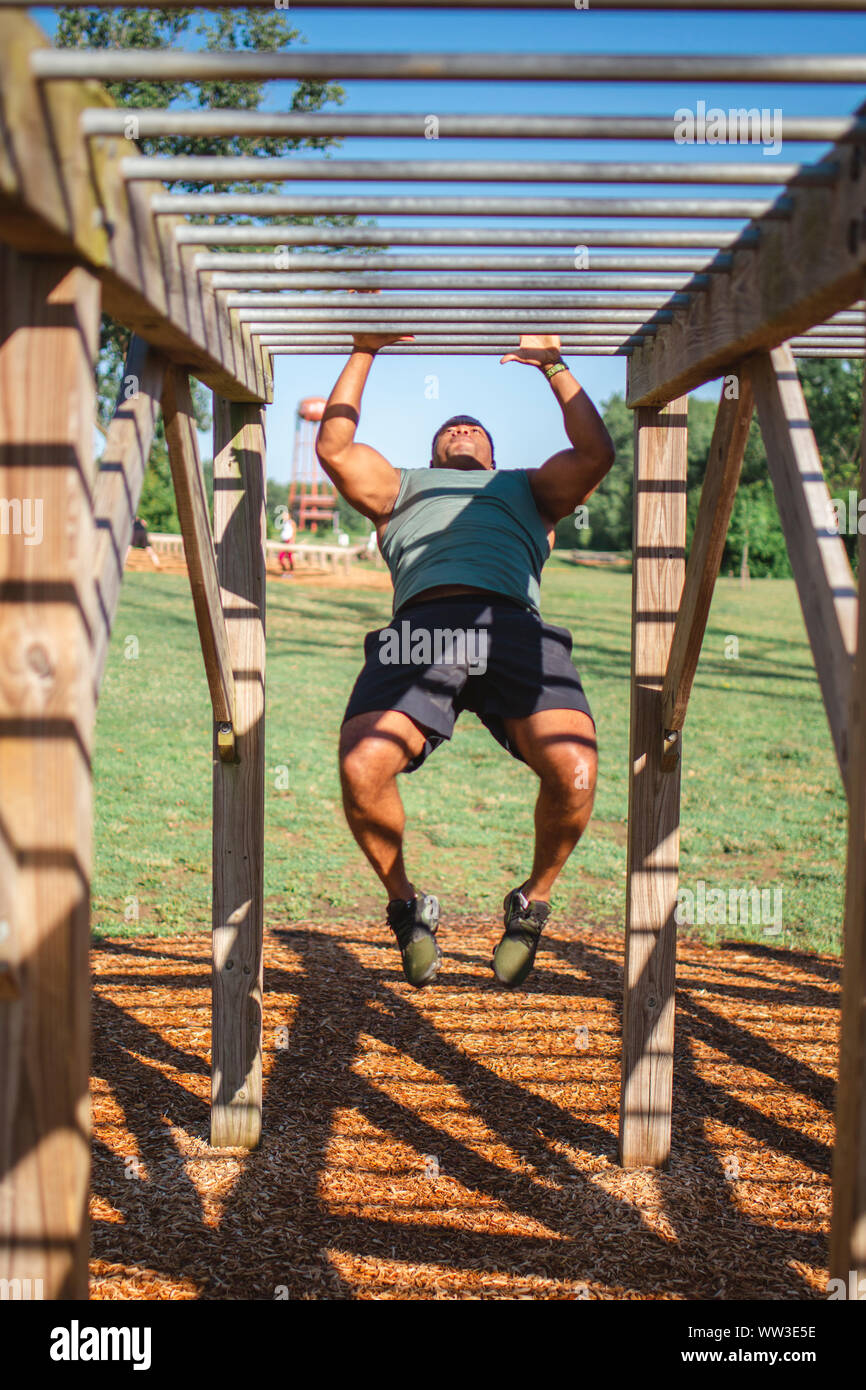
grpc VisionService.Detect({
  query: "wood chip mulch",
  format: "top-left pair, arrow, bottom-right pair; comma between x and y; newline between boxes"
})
89,918 -> 839,1300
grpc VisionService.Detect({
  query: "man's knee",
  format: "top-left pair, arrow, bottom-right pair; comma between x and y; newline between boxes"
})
570,743 -> 598,799
339,711 -> 426,796
339,722 -> 383,800
541,741 -> 598,808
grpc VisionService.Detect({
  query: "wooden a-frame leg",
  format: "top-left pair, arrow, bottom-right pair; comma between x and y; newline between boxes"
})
0,247 -> 100,1297
210,398 -> 267,1150
830,319 -> 866,1286
619,395 -> 688,1169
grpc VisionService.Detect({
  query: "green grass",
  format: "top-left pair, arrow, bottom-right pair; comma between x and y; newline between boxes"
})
93,558 -> 848,955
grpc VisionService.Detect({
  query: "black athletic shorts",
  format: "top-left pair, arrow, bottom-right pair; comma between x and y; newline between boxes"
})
341,590 -> 595,773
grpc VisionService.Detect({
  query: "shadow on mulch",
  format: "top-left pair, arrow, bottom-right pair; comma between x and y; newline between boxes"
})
88,920 -> 838,1300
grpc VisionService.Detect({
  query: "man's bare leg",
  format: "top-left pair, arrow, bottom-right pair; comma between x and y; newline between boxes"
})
490,708 -> 597,986
502,707 -> 598,902
339,708 -> 429,901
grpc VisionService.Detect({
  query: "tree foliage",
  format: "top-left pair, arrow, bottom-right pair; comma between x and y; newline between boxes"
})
58,6 -> 353,528
556,357 -> 864,578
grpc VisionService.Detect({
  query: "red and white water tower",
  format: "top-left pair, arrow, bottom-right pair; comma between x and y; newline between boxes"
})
288,396 -> 338,532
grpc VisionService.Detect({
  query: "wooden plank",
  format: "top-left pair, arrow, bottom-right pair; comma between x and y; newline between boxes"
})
211,398 -> 267,1149
830,307 -> 866,1285
662,371 -> 754,732
92,334 -> 167,697
0,246 -> 101,1299
161,365 -> 236,739
619,392 -> 688,1169
747,346 -> 857,789
627,145 -> 866,407
0,10 -> 270,404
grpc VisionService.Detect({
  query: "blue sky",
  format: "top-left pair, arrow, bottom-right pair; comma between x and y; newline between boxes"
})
35,5 -> 866,479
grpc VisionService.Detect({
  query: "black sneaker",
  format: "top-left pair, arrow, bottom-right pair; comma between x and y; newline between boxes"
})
492,886 -> 551,987
386,893 -> 442,988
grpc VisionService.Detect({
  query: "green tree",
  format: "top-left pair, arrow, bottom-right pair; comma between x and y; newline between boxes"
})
566,358 -> 863,579
798,358 -> 864,571
136,422 -> 179,534
554,391 -> 634,551
57,7 -> 354,528
798,358 -> 863,492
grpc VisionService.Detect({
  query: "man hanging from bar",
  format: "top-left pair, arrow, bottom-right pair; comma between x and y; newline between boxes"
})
316,332 -> 614,989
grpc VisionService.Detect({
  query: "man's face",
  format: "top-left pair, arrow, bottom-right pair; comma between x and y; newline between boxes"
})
431,422 -> 494,471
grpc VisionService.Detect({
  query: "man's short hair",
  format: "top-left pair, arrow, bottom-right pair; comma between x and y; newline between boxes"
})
431,415 -> 495,466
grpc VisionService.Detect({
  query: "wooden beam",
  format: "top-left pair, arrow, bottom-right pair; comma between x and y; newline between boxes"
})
211,398 -> 267,1150
662,371 -> 754,732
0,10 -> 270,405
747,346 -> 857,789
619,393 -> 688,1168
92,335 -> 167,698
162,365 -> 237,753
0,246 -> 101,1299
830,310 -> 866,1286
627,144 -> 866,407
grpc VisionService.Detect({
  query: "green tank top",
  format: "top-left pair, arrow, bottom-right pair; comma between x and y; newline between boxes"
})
380,467 -> 551,615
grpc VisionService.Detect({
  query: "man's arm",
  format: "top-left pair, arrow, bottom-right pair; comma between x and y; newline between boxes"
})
315,333 -> 414,524
501,334 -> 615,526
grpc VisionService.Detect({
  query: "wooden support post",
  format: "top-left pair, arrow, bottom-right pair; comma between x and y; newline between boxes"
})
662,371 -> 754,733
747,346 -> 857,790
830,320 -> 866,1286
211,398 -> 267,1149
93,334 -> 167,698
0,246 -> 100,1298
619,393 -> 688,1169
162,365 -> 237,758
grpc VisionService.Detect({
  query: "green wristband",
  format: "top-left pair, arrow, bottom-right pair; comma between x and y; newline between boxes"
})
543,361 -> 569,380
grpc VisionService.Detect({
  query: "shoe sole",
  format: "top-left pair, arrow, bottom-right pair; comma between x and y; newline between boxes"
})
492,960 -> 534,989
406,943 -> 443,989
492,939 -> 538,988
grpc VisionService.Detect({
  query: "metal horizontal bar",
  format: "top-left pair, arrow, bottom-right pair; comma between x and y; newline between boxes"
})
237,308 -> 858,328
175,225 -> 746,250
211,271 -> 704,290
256,333 -> 644,345
250,325 -> 862,345
195,252 -> 726,273
33,51 -> 866,84
266,345 -> 630,354
264,343 -> 631,353
19,1 -> 866,11
153,193 -> 783,219
225,292 -> 689,308
82,110 -> 866,143
254,327 -> 647,339
124,156 -> 826,187
800,325 -> 866,336
236,307 -> 674,323
793,349 -> 866,356
240,317 -> 655,332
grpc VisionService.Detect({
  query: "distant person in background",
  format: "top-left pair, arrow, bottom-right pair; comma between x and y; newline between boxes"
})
128,515 -> 161,569
279,512 -> 296,575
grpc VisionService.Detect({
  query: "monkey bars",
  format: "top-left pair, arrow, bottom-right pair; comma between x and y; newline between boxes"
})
0,0 -> 864,1302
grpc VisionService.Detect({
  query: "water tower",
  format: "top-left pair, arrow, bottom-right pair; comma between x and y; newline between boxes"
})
288,396 -> 338,532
